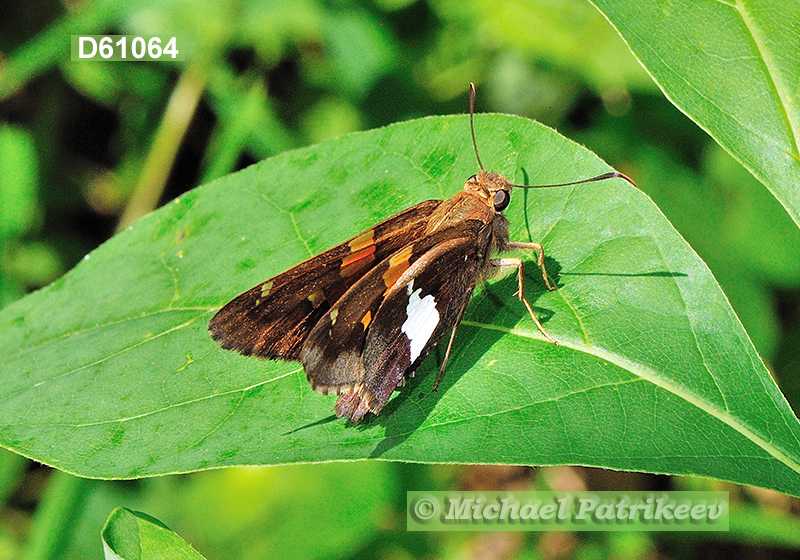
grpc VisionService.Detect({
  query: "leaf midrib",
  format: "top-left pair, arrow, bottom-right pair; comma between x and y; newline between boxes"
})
614,0 -> 798,164
735,0 -> 800,162
8,304 -> 797,476
460,319 -> 800,477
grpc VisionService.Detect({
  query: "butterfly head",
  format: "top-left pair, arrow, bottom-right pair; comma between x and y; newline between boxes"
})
465,83 -> 636,216
465,170 -> 513,213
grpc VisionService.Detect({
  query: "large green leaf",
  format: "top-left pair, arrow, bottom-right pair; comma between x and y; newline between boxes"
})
0,115 -> 798,496
591,0 -> 800,228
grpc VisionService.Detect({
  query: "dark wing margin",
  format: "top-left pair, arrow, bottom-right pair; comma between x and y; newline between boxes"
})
208,199 -> 443,360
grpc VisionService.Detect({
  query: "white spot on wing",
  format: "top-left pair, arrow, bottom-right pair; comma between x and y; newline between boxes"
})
401,279 -> 439,363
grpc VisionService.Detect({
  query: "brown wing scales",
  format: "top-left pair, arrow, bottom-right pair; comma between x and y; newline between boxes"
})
314,231 -> 490,422
300,222 -> 486,395
208,200 -> 442,359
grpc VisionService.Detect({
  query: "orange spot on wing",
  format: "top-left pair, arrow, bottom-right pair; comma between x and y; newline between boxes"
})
382,245 -> 413,293
341,246 -> 376,277
341,230 -> 377,278
349,230 -> 375,252
361,310 -> 372,330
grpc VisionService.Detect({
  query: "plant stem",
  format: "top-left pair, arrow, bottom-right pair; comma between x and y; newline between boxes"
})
20,470 -> 91,560
116,64 -> 207,232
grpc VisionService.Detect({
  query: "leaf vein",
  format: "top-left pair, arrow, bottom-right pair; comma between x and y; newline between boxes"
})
45,370 -> 298,428
457,320 -> 800,477
735,0 -> 800,161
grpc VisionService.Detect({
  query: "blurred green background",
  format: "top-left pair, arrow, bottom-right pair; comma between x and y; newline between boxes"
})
1,0 -> 799,558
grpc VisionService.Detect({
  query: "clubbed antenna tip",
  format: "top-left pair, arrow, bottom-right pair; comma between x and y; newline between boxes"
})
514,170 -> 637,190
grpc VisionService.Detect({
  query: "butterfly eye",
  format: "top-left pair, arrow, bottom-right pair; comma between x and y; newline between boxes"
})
493,189 -> 510,211
468,174 -> 477,182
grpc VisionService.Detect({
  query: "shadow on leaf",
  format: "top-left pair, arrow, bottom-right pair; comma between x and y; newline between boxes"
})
368,263 -> 555,456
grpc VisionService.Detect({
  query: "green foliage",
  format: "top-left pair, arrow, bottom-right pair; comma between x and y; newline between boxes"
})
594,0 -> 800,228
63,462 -> 397,560
0,125 -> 62,307
1,0 -> 799,558
1,115 -> 798,498
103,508 -> 206,560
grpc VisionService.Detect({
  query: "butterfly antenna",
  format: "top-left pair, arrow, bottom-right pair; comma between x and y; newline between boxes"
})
514,170 -> 637,189
469,82 -> 485,172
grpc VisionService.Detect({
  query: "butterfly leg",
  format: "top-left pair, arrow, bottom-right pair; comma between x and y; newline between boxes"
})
491,256 -> 558,345
433,301 -> 470,393
506,241 -> 556,291
433,326 -> 458,393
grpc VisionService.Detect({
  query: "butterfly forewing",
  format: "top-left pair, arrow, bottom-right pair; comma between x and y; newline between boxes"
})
208,199 -> 443,359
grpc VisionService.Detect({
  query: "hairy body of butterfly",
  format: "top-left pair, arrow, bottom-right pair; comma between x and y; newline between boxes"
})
208,170 -> 556,422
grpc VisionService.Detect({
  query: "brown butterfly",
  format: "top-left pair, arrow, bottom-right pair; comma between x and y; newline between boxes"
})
209,84 -> 634,422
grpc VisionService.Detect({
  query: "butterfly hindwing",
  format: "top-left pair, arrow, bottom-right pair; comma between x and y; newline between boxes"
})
208,200 -> 443,360
300,221 -> 486,395
305,222 -> 491,421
